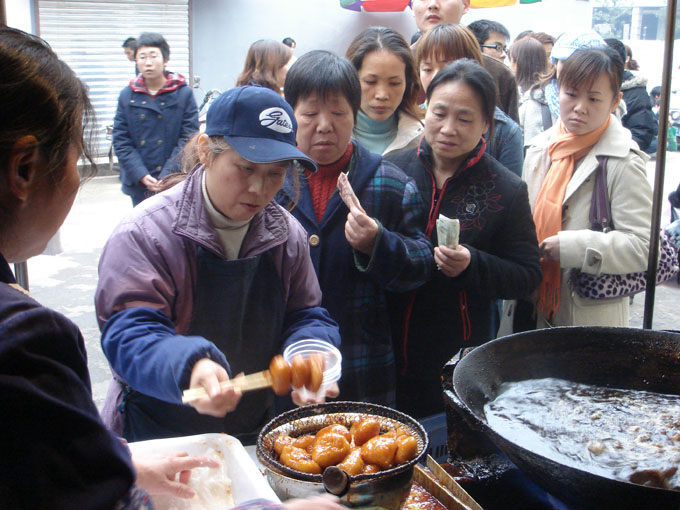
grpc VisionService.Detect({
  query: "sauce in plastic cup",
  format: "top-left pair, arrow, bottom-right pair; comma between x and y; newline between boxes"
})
283,339 -> 342,400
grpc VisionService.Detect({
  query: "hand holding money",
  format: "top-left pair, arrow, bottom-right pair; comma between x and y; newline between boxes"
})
337,172 -> 377,255
337,172 -> 365,214
436,214 -> 459,249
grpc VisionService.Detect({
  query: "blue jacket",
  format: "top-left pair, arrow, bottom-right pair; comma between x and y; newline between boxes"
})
487,106 -> 524,177
113,71 -> 199,197
96,168 -> 339,414
276,141 -> 432,406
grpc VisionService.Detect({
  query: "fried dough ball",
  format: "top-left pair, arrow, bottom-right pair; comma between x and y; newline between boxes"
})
336,447 -> 364,476
350,417 -> 381,447
274,434 -> 294,456
363,464 -> 380,474
316,424 -> 352,443
394,433 -> 418,464
293,434 -> 316,452
280,445 -> 322,474
306,353 -> 325,392
291,355 -> 310,388
269,355 -> 292,395
360,432 -> 398,470
312,432 -> 351,468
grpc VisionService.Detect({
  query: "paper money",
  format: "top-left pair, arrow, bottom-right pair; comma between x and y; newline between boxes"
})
436,214 -> 459,249
337,172 -> 363,212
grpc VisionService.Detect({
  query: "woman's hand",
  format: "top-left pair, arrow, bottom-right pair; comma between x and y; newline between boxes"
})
187,358 -> 242,417
283,494 -> 346,510
133,451 -> 219,499
345,208 -> 379,255
291,383 -> 339,406
539,235 -> 560,262
139,174 -> 159,191
434,245 -> 471,277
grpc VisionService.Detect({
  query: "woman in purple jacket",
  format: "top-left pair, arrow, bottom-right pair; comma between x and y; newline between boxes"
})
96,86 -> 341,444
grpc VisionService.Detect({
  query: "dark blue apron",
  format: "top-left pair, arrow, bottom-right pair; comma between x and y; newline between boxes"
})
122,246 -> 285,445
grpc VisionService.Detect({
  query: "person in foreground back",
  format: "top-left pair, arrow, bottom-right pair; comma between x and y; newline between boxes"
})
0,25 -> 218,509
523,47 -> 652,328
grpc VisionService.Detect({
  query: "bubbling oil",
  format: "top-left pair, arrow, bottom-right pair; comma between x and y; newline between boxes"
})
484,378 -> 680,490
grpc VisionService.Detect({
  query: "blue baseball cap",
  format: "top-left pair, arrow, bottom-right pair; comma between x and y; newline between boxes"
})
205,85 -> 317,172
551,31 -> 605,63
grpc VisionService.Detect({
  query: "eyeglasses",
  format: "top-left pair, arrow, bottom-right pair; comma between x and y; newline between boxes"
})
481,43 -> 508,54
136,53 -> 162,63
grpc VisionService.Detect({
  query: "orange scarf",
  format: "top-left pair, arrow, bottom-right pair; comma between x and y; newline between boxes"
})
533,117 -> 610,319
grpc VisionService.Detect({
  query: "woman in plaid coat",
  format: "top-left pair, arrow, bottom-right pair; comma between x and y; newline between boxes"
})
277,51 -> 433,407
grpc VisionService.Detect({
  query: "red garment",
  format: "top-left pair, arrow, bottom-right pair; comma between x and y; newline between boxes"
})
129,70 -> 186,96
305,143 -> 354,223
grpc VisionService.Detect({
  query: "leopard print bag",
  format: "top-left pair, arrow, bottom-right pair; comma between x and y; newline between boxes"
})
569,157 -> 680,300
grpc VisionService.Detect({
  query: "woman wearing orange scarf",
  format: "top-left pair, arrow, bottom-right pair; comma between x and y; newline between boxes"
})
523,47 -> 653,327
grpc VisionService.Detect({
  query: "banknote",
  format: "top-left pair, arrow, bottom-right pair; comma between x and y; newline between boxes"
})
436,214 -> 459,249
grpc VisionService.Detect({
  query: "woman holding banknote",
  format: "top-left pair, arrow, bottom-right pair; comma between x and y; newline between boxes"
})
277,50 -> 433,409
387,59 -> 541,418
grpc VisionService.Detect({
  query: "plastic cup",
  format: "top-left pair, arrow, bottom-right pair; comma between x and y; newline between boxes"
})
283,339 -> 342,400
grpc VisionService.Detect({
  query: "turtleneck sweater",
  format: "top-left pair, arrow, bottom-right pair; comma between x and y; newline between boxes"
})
201,171 -> 251,260
304,142 -> 354,223
353,110 -> 398,155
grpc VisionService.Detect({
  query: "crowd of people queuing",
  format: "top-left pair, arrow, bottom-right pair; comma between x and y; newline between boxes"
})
0,0 -> 670,506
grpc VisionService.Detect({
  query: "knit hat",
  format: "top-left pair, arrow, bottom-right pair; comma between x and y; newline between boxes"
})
551,31 -> 606,63
205,85 -> 317,172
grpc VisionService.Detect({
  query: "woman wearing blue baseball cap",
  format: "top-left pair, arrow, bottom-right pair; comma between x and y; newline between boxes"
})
95,85 -> 341,444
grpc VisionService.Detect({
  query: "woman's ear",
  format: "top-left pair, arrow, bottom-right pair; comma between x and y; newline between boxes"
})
611,91 -> 623,113
197,133 -> 212,166
6,135 -> 42,202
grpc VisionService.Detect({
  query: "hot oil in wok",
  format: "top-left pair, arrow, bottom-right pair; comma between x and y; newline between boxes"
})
484,378 -> 680,490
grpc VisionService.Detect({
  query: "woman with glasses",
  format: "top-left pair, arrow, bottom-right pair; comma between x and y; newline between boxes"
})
113,32 -> 199,206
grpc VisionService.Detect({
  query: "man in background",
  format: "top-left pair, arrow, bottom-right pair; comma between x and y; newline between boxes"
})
468,19 -> 510,63
411,0 -> 519,122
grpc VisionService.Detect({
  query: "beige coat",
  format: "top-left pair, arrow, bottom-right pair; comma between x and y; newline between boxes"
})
383,113 -> 424,157
522,114 -> 652,327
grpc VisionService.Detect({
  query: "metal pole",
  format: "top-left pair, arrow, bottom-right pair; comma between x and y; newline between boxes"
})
13,262 -> 29,291
643,0 -> 678,329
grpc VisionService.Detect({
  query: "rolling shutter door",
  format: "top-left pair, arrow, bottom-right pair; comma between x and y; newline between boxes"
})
37,0 -> 191,160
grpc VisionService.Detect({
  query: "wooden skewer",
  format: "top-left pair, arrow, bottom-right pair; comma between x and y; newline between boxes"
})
181,370 -> 272,403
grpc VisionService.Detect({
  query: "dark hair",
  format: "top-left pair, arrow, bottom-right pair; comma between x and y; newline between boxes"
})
0,27 -> 96,223
282,37 -> 296,48
604,38 -> 626,67
426,59 -> 496,139
508,37 -> 548,93
467,19 -> 510,47
122,37 -> 136,49
416,23 -> 483,69
651,85 -> 661,98
514,30 -> 534,43
346,27 -> 422,121
284,50 -> 361,118
625,44 -> 639,71
135,32 -> 170,60
558,47 -> 624,99
236,39 -> 292,93
532,32 -> 556,46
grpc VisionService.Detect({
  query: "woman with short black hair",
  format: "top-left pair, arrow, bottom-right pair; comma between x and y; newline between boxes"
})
388,59 -> 541,418
278,50 -> 433,408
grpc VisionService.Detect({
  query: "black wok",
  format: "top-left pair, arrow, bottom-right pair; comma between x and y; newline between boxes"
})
452,326 -> 680,510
